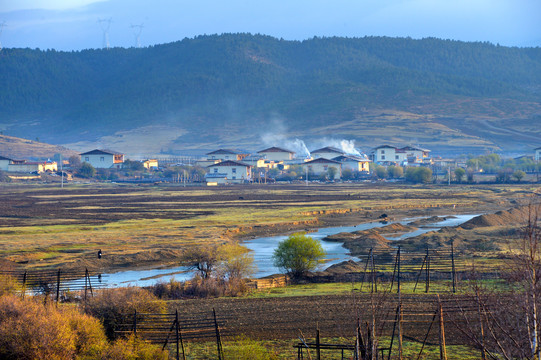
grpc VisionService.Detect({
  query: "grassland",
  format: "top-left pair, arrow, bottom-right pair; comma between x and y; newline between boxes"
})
0,182 -> 538,272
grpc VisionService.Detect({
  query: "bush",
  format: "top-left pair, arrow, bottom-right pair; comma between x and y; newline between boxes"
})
405,167 -> 432,183
0,295 -> 108,360
85,287 -> 166,340
0,170 -> 11,183
78,162 -> 96,178
102,334 -> 168,360
0,274 -> 20,296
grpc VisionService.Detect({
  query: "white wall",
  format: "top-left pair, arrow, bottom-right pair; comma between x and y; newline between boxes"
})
82,154 -> 115,169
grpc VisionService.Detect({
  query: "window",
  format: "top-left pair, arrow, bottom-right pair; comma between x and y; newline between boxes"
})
395,155 -> 399,160
232,168 -> 237,174
381,155 -> 386,160
100,157 -> 105,162
381,150 -> 385,154
213,168 -> 218,173
232,176 -> 236,179
85,157 -> 89,161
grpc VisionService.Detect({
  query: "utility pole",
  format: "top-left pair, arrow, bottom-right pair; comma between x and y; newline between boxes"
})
60,154 -> 64,189
448,166 -> 451,186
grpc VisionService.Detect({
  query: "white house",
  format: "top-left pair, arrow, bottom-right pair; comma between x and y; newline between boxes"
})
535,147 -> 541,161
206,149 -> 248,161
372,145 -> 406,164
332,155 -> 370,172
257,147 -> 295,162
7,160 -> 57,173
300,158 -> 341,180
80,149 -> 124,169
0,156 -> 11,171
206,160 -> 251,184
311,146 -> 345,160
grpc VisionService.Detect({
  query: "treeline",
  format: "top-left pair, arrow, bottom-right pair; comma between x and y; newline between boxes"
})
1,34 -> 540,142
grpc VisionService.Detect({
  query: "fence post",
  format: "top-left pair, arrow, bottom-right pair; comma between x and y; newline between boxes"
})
451,242 -> 457,293
133,310 -> 137,351
371,250 -> 377,293
22,271 -> 27,299
437,295 -> 447,360
476,291 -> 487,360
360,249 -> 372,292
426,248 -> 430,293
213,308 -> 224,360
316,327 -> 321,360
56,269 -> 61,303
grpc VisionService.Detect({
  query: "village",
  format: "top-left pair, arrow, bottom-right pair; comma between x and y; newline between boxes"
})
1,143 -> 540,184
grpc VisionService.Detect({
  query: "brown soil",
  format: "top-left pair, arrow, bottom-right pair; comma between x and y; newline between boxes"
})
407,215 -> 451,227
460,206 -> 531,229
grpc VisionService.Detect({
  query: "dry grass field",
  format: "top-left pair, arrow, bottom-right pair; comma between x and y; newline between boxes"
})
0,182 -> 538,273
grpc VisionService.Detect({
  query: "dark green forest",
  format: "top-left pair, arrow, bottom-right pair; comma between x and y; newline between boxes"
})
0,34 -> 540,145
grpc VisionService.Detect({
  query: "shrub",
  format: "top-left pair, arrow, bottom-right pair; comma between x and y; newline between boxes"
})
85,287 -> 166,340
0,170 -> 11,183
0,274 -> 20,296
102,334 -> 168,360
0,295 -> 108,360
405,167 -> 432,183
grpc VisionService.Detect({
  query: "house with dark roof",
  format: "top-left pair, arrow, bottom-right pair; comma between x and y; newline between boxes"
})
206,160 -> 252,184
310,146 -> 345,160
206,149 -> 249,161
332,155 -> 371,172
300,158 -> 341,180
257,147 -> 295,162
80,149 -> 124,169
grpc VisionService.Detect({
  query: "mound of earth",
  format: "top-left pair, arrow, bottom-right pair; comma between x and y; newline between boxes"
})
323,260 -> 364,274
324,229 -> 391,254
372,223 -> 417,234
460,206 -> 531,230
408,216 -> 455,227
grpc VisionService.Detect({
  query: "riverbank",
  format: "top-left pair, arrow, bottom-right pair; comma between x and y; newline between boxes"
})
0,183 -> 536,274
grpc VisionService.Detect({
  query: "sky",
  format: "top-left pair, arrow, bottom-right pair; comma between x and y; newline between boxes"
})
0,0 -> 540,51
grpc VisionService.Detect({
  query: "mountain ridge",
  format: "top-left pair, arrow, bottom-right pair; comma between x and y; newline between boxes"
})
1,34 -> 540,155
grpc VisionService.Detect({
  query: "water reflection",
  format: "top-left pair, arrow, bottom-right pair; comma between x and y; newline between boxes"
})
97,214 -> 478,287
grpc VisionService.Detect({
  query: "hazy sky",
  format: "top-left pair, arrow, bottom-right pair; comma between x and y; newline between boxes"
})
1,0 -> 540,51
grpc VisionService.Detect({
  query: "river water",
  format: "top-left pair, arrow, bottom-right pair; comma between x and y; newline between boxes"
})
97,213 -> 478,287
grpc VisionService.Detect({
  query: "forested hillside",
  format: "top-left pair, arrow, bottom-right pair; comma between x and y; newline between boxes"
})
1,34 -> 540,154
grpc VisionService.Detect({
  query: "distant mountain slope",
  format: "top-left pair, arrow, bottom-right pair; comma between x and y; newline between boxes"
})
1,34 -> 540,154
0,135 -> 78,160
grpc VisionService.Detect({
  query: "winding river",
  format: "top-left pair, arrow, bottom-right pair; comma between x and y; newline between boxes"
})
97,213 -> 478,287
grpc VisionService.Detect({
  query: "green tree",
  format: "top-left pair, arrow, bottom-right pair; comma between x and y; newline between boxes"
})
454,167 -> 466,183
341,168 -> 353,180
272,233 -> 326,278
68,155 -> 81,169
326,166 -> 337,181
123,159 -> 145,171
387,165 -> 403,178
405,167 -> 432,183
512,170 -> 526,182
78,162 -> 96,178
375,165 -> 387,179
